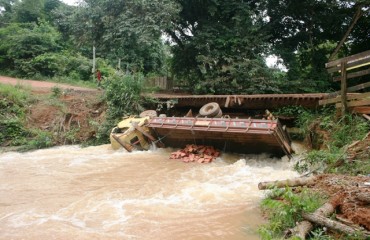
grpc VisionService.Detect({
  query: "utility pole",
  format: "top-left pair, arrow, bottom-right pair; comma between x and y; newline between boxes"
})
92,46 -> 96,81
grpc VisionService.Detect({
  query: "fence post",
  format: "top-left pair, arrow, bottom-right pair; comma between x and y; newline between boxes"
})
340,62 -> 348,115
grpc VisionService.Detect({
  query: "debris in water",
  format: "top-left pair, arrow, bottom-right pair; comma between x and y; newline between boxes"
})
169,144 -> 220,163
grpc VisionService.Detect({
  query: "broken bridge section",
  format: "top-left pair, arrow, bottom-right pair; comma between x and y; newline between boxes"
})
147,93 -> 328,110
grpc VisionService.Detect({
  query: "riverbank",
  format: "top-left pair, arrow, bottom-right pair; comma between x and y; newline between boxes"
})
0,80 -> 105,151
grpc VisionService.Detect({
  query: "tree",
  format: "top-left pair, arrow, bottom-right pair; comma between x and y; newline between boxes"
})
167,0 -> 277,94
69,0 -> 178,74
0,0 -> 18,26
0,21 -> 61,75
264,0 -> 370,92
13,0 -> 45,23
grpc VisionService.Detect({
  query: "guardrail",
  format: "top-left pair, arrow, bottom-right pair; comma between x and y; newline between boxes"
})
320,50 -> 370,115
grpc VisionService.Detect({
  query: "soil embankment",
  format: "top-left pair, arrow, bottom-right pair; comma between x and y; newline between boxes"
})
0,76 -> 106,147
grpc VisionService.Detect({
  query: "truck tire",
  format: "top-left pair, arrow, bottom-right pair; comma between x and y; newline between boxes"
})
214,109 -> 223,118
199,102 -> 221,117
139,110 -> 157,118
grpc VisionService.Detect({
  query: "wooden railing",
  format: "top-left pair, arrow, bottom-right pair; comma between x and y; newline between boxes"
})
320,50 -> 370,115
145,76 -> 173,90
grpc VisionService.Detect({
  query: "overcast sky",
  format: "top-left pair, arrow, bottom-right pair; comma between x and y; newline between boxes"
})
61,0 -> 79,6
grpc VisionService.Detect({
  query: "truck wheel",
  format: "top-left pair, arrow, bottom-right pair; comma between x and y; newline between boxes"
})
214,109 -> 223,118
139,110 -> 157,118
199,102 -> 221,117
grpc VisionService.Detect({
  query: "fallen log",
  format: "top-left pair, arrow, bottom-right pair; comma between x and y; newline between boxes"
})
287,194 -> 342,240
302,213 -> 370,237
258,176 -> 317,190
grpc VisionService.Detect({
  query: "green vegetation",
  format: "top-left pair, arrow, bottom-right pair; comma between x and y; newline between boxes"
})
294,108 -> 369,175
0,1 -> 369,238
0,83 -> 76,151
261,107 -> 369,240
87,73 -> 145,145
259,187 -> 327,240
0,84 -> 32,146
1,0 -> 369,93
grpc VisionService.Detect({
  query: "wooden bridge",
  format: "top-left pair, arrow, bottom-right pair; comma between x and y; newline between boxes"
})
320,50 -> 370,116
148,93 -> 328,110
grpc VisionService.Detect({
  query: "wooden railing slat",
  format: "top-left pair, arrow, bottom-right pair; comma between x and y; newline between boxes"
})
326,50 -> 370,68
336,98 -> 370,108
333,67 -> 370,81
320,92 -> 370,105
327,58 -> 370,73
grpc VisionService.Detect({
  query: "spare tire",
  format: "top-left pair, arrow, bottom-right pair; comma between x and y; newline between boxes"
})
199,102 -> 221,117
139,110 -> 157,118
214,109 -> 223,118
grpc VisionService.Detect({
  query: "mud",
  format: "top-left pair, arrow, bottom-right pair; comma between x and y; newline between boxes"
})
313,174 -> 370,231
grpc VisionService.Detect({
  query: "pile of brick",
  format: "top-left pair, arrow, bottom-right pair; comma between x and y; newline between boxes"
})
169,144 -> 221,163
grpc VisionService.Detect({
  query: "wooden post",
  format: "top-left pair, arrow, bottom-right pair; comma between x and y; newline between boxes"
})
92,46 -> 96,81
340,62 -> 348,116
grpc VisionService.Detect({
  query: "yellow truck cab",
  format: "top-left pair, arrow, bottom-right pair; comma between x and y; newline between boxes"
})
110,116 -> 151,151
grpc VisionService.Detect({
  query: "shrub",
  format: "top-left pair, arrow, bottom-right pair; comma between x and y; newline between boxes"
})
89,72 -> 145,144
294,109 -> 369,175
0,84 -> 32,146
26,51 -> 92,80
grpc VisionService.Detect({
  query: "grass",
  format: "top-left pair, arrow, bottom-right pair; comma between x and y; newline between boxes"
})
258,187 -> 327,240
0,83 -> 62,150
293,108 -> 369,175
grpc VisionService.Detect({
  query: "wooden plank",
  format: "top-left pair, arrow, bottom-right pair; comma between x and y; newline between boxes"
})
336,99 -> 370,108
340,62 -> 348,115
326,50 -> 370,68
363,114 -> 370,121
320,92 -> 370,105
351,106 -> 370,114
347,82 -> 370,92
225,96 -> 230,108
333,67 -> 370,81
327,57 -> 370,73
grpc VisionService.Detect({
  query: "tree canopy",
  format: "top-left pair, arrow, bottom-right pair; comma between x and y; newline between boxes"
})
0,0 -> 368,93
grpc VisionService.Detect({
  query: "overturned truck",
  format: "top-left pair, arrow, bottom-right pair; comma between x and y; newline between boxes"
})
110,103 -> 293,157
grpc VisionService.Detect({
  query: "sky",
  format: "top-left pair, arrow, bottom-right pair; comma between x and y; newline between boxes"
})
61,0 -> 79,6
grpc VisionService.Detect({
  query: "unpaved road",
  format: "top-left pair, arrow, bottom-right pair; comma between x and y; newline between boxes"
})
0,76 -> 97,92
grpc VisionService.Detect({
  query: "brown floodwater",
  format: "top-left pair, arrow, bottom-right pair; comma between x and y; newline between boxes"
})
0,145 -> 298,239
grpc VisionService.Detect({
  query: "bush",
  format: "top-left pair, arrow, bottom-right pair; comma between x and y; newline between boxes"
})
24,51 -> 92,80
0,84 -> 32,146
294,109 -> 370,175
89,72 -> 145,144
103,72 -> 145,120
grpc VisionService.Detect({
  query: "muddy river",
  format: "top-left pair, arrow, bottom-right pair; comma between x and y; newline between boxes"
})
0,145 -> 298,239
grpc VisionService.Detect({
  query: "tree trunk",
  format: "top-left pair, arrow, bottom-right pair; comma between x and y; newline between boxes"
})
287,197 -> 340,239
329,5 -> 363,61
302,213 -> 370,237
286,221 -> 312,240
258,176 -> 317,190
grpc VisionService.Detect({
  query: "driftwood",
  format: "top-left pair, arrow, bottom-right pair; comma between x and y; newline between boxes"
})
302,213 -> 370,238
287,195 -> 341,240
258,176 -> 317,190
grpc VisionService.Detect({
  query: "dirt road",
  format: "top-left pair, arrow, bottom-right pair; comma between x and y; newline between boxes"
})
0,75 -> 97,92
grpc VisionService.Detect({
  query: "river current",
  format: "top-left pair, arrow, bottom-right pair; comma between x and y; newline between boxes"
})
0,145 -> 298,239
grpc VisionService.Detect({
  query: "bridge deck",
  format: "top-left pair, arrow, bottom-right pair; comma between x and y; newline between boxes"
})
147,93 -> 328,110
